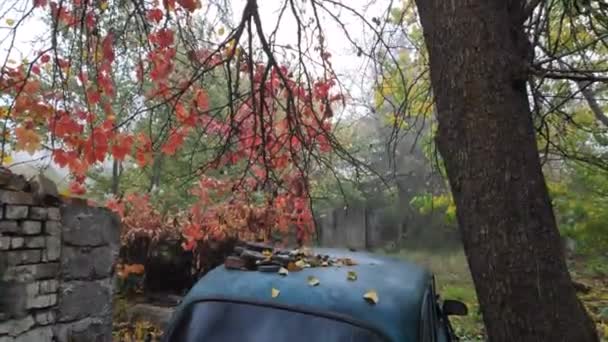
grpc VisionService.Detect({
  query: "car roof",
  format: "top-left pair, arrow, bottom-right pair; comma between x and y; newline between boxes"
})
166,248 -> 432,342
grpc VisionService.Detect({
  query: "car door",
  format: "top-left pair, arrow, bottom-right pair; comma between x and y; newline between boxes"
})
420,277 -> 456,342
419,284 -> 437,342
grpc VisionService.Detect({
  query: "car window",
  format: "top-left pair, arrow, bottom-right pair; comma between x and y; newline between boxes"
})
169,301 -> 387,342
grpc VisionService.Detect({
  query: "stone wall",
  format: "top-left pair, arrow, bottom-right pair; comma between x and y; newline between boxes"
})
0,170 -> 120,342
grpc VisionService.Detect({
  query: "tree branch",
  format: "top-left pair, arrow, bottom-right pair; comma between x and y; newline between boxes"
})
579,82 -> 608,127
532,67 -> 608,82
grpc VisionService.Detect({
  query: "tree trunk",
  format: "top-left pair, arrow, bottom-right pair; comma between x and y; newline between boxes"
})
149,153 -> 163,192
413,1 -> 598,341
111,158 -> 120,195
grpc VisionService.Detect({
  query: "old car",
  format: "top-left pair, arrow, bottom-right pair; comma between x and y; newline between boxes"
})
163,244 -> 467,342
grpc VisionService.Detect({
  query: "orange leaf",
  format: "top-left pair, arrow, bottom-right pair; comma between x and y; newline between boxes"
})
135,134 -> 152,167
14,126 -> 41,154
23,80 -> 40,94
175,103 -> 196,126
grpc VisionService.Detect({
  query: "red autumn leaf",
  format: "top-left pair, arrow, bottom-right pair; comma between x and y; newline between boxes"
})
194,88 -> 209,111
54,115 -> 82,137
52,149 -> 70,168
33,0 -> 48,7
69,181 -> 86,195
106,198 -> 125,217
149,28 -> 174,48
161,128 -> 187,156
149,52 -> 173,81
177,0 -> 200,12
111,134 -> 134,161
83,130 -> 109,164
87,87 -> 101,105
102,34 -> 115,63
85,12 -> 95,30
163,0 -> 176,11
147,9 -> 164,23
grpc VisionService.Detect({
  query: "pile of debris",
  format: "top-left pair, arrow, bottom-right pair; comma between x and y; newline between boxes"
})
224,241 -> 358,273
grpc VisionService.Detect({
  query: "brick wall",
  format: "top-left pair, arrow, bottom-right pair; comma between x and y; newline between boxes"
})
0,171 -> 120,342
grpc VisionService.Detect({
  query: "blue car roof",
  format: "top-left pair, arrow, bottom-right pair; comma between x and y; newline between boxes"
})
166,248 -> 432,342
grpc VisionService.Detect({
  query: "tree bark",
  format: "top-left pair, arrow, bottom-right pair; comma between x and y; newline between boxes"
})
413,1 -> 598,341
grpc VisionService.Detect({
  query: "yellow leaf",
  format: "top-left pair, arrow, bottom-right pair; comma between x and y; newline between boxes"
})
262,249 -> 272,257
278,267 -> 289,276
271,288 -> 280,298
347,271 -> 357,281
308,276 -> 320,287
363,290 -> 379,304
295,259 -> 309,268
2,154 -> 13,165
100,1 -> 108,10
218,27 -> 225,35
5,19 -> 15,26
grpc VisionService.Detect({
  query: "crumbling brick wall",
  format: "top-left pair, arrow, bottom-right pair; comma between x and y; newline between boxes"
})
0,170 -> 120,342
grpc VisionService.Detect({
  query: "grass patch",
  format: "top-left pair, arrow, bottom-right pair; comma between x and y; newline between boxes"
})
384,248 -> 608,341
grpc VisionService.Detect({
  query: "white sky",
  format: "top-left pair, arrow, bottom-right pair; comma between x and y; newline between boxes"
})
0,0 -> 390,176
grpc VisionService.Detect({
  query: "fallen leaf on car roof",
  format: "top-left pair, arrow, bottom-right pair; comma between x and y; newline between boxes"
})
364,290 -> 378,304
271,288 -> 280,298
308,276 -> 320,287
347,271 -> 358,281
278,267 -> 289,276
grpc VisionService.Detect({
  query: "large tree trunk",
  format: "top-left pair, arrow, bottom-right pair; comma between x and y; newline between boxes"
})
413,1 -> 598,341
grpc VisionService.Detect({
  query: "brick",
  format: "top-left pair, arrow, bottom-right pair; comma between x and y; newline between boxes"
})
13,326 -> 53,342
28,207 -> 48,220
10,237 -> 24,248
47,207 -> 61,221
6,250 -> 42,265
39,279 -> 58,294
4,205 -> 28,219
26,294 -> 57,309
0,236 -> 9,250
0,315 -> 34,336
0,220 -> 19,233
26,282 -> 39,297
2,263 -> 59,282
20,221 -> 41,235
44,221 -> 61,236
0,190 -> 34,205
24,236 -> 45,248
46,236 -> 61,261
34,311 -> 56,325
